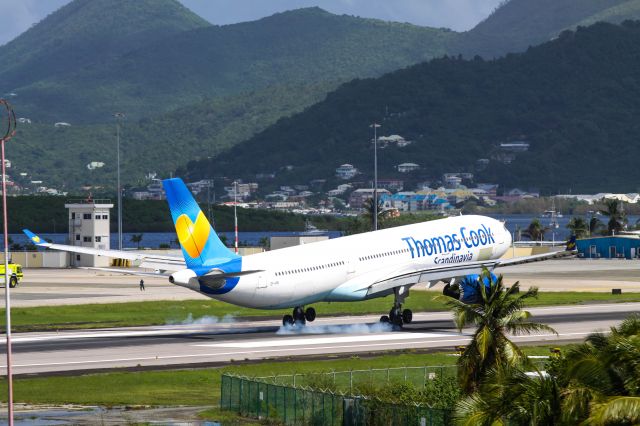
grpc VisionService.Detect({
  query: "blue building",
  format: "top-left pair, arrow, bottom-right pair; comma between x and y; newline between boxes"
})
576,236 -> 640,259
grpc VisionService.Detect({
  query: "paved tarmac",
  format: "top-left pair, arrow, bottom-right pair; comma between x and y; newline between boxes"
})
2,303 -> 637,375
7,258 -> 640,308
9,268 -> 203,307
498,258 -> 640,292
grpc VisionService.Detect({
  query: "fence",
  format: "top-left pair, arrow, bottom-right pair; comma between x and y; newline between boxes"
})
265,366 -> 457,393
220,366 -> 455,425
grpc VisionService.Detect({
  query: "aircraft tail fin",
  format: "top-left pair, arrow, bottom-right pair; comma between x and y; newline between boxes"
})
566,235 -> 577,251
162,178 -> 238,268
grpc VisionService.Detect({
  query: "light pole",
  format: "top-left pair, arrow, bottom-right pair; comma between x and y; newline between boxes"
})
1,99 -> 17,426
234,180 -> 239,254
114,112 -> 125,250
370,123 -> 381,231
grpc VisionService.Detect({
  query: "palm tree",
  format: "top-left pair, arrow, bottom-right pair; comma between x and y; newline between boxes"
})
566,217 -> 588,239
589,216 -> 604,236
363,197 -> 386,230
522,218 -> 549,241
440,270 -> 557,394
599,199 -> 627,235
130,233 -> 143,249
554,314 -> 640,424
455,364 -> 562,425
456,314 -> 640,425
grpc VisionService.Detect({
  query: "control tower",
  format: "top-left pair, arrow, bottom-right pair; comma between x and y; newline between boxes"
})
65,198 -> 114,267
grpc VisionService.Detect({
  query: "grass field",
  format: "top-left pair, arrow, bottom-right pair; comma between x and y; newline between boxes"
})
1,291 -> 639,332
0,347 -> 557,407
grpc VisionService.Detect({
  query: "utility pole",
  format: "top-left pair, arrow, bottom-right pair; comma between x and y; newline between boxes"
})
114,112 -> 125,250
370,123 -> 381,231
234,180 -> 239,254
1,99 -> 17,426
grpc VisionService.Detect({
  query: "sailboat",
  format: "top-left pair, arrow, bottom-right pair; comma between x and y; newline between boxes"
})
542,199 -> 561,228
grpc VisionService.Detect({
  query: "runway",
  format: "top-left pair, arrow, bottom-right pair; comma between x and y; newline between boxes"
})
2,303 -> 638,375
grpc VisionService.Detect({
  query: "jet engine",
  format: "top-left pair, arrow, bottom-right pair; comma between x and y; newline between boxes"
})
169,269 -> 198,287
442,272 -> 497,304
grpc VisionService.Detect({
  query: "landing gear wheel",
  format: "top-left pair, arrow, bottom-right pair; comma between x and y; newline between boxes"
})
282,314 -> 294,327
380,315 -> 390,324
304,307 -> 316,322
293,307 -> 306,325
389,307 -> 403,328
402,309 -> 413,324
9,277 -> 17,288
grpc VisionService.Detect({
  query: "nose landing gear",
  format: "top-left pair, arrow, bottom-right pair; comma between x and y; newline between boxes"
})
282,306 -> 316,327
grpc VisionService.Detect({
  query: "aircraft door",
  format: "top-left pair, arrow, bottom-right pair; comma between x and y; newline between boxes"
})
346,257 -> 356,275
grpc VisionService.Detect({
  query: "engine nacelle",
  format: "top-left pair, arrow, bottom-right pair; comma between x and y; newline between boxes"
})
443,273 -> 497,304
169,269 -> 199,290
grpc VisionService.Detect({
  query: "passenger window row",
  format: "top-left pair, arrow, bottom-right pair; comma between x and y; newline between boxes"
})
359,248 -> 409,262
276,261 -> 345,276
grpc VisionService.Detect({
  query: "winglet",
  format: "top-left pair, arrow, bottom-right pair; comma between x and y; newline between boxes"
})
23,229 -> 49,247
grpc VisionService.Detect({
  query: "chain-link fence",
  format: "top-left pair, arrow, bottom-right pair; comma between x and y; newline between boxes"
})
264,365 -> 457,393
221,366 -> 455,425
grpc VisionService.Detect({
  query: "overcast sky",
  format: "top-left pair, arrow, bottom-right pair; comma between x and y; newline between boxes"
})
0,0 -> 503,46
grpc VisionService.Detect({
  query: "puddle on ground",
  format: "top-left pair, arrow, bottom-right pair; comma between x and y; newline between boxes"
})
0,404 -> 221,425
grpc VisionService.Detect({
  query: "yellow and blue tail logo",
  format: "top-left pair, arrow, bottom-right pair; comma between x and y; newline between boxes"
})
163,178 -> 238,269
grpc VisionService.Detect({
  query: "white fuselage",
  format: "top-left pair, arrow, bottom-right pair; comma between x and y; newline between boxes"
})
205,215 -> 511,309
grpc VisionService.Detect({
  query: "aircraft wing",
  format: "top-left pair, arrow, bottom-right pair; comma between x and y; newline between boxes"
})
23,229 -> 185,271
333,249 -> 576,300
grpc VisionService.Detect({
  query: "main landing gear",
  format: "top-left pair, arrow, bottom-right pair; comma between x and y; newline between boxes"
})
282,306 -> 316,327
379,286 -> 412,329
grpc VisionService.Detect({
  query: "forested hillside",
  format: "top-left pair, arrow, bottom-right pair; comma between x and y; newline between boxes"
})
11,81 -> 333,189
5,5 -> 452,123
449,0 -> 640,58
0,0 -> 208,95
5,0 -> 640,192
181,22 -> 640,194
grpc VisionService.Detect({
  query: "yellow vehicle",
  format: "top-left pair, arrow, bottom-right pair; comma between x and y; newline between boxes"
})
0,263 -> 23,288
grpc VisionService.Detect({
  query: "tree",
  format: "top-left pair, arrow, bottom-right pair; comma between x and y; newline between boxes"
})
589,216 -> 604,236
522,218 -> 548,241
440,270 -> 556,394
363,197 -> 386,231
552,313 -> 640,424
566,217 -> 588,239
599,199 -> 627,235
130,233 -> 143,249
258,236 -> 270,249
455,364 -> 562,425
455,314 -> 640,425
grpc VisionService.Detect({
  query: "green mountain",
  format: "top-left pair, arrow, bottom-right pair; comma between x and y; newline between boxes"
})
450,0 -> 640,58
8,6 -> 453,123
573,0 -> 640,26
10,81 -> 332,190
0,0 -> 209,95
7,0 -> 640,192
180,21 -> 640,194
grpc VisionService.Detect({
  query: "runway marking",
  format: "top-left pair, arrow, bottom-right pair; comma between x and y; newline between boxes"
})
194,332 -> 451,348
1,332 -> 591,371
8,326 -> 252,343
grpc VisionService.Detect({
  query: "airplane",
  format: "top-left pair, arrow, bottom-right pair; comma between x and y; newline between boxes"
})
23,178 -> 576,328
